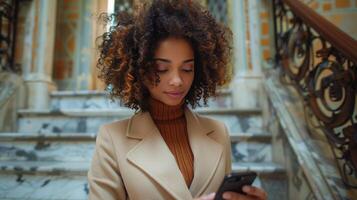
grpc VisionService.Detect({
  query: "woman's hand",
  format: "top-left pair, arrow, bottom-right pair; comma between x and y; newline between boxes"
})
194,185 -> 267,200
194,192 -> 216,200
221,185 -> 268,200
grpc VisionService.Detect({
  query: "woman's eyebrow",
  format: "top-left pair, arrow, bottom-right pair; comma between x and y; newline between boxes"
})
182,59 -> 194,63
153,58 -> 194,63
153,58 -> 171,63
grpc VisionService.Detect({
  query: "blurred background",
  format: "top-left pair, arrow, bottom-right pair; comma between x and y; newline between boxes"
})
0,0 -> 356,199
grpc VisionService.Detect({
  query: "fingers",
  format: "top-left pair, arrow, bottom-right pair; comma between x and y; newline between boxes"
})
221,186 -> 268,200
222,192 -> 255,200
242,186 -> 268,200
196,192 -> 216,200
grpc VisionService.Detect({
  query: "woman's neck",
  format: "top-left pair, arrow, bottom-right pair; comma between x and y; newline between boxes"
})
148,97 -> 184,121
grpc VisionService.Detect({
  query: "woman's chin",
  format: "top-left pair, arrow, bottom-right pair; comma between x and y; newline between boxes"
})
161,98 -> 184,106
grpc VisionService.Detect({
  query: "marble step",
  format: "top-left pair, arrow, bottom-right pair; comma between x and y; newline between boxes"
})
50,89 -> 233,110
0,174 -> 88,200
0,132 -> 272,163
0,162 -> 286,200
0,160 -> 283,176
0,161 -> 89,176
230,133 -> 272,164
18,107 -> 261,116
232,162 -> 284,174
17,108 -> 263,134
0,132 -> 270,141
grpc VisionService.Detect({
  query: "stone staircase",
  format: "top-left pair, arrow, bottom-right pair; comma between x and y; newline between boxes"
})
0,90 -> 287,199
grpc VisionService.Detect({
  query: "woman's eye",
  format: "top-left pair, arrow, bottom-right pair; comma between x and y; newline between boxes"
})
155,65 -> 168,73
156,68 -> 168,73
182,67 -> 193,72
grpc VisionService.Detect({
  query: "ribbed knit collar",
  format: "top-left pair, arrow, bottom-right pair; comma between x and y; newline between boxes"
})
148,97 -> 185,121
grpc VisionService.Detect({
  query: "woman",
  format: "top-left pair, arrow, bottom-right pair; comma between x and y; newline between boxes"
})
88,0 -> 267,199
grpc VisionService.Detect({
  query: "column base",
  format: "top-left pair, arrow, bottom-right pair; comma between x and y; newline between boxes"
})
24,73 -> 56,110
231,73 -> 263,109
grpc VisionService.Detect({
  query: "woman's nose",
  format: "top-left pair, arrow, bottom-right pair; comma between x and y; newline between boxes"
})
169,72 -> 183,86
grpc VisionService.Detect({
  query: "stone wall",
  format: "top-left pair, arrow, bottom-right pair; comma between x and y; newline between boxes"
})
258,0 -> 357,67
10,0 -> 108,92
52,0 -> 82,90
301,0 -> 357,40
53,0 -> 98,90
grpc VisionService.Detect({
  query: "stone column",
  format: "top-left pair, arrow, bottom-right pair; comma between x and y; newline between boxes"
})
92,0 -> 108,90
229,0 -> 247,76
73,0 -> 95,90
22,0 -> 57,110
230,0 -> 263,109
247,0 -> 262,75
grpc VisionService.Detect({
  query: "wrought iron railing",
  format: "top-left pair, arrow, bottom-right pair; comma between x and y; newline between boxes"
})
273,0 -> 357,188
0,0 -> 20,73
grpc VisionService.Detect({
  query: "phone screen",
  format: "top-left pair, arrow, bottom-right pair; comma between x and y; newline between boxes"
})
214,171 -> 257,200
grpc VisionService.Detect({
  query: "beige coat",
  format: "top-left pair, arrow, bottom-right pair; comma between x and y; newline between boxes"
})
87,108 -> 232,200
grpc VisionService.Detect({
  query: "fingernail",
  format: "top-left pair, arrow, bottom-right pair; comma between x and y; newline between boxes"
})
202,193 -> 215,200
209,192 -> 216,197
223,192 -> 231,199
243,186 -> 250,192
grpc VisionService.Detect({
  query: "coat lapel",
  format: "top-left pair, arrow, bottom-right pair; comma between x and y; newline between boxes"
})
126,112 -> 192,200
185,108 -> 223,197
125,109 -> 223,199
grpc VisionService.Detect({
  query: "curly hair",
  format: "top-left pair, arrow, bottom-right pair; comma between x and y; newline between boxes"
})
97,0 -> 232,111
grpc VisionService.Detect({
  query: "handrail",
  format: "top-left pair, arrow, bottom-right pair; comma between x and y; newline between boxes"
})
283,0 -> 357,63
272,0 -> 357,190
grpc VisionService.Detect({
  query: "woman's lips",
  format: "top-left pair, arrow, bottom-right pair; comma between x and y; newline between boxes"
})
165,91 -> 184,99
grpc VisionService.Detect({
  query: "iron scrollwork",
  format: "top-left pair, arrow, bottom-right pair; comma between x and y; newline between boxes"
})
273,0 -> 357,188
0,0 -> 20,73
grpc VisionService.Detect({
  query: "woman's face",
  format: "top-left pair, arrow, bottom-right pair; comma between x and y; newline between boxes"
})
146,37 -> 195,106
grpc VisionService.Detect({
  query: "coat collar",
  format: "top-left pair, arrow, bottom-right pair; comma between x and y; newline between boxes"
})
126,108 -> 223,199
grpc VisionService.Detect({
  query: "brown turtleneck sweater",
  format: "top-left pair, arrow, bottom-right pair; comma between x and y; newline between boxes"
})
149,98 -> 194,187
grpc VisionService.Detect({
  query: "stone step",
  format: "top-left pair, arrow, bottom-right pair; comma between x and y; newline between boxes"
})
17,108 -> 263,134
0,161 -> 89,176
50,90 -> 120,110
50,89 -> 233,110
51,89 -> 232,97
0,132 -> 269,141
230,134 -> 272,163
232,162 -> 284,174
18,107 -> 261,117
0,162 -> 285,200
0,132 -> 272,163
0,174 -> 88,200
0,132 -> 97,141
0,160 -> 283,176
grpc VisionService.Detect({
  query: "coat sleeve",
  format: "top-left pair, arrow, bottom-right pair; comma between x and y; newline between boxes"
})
223,124 -> 232,174
87,125 -> 127,200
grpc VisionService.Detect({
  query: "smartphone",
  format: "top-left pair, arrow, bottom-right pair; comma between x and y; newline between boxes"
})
214,171 -> 257,200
